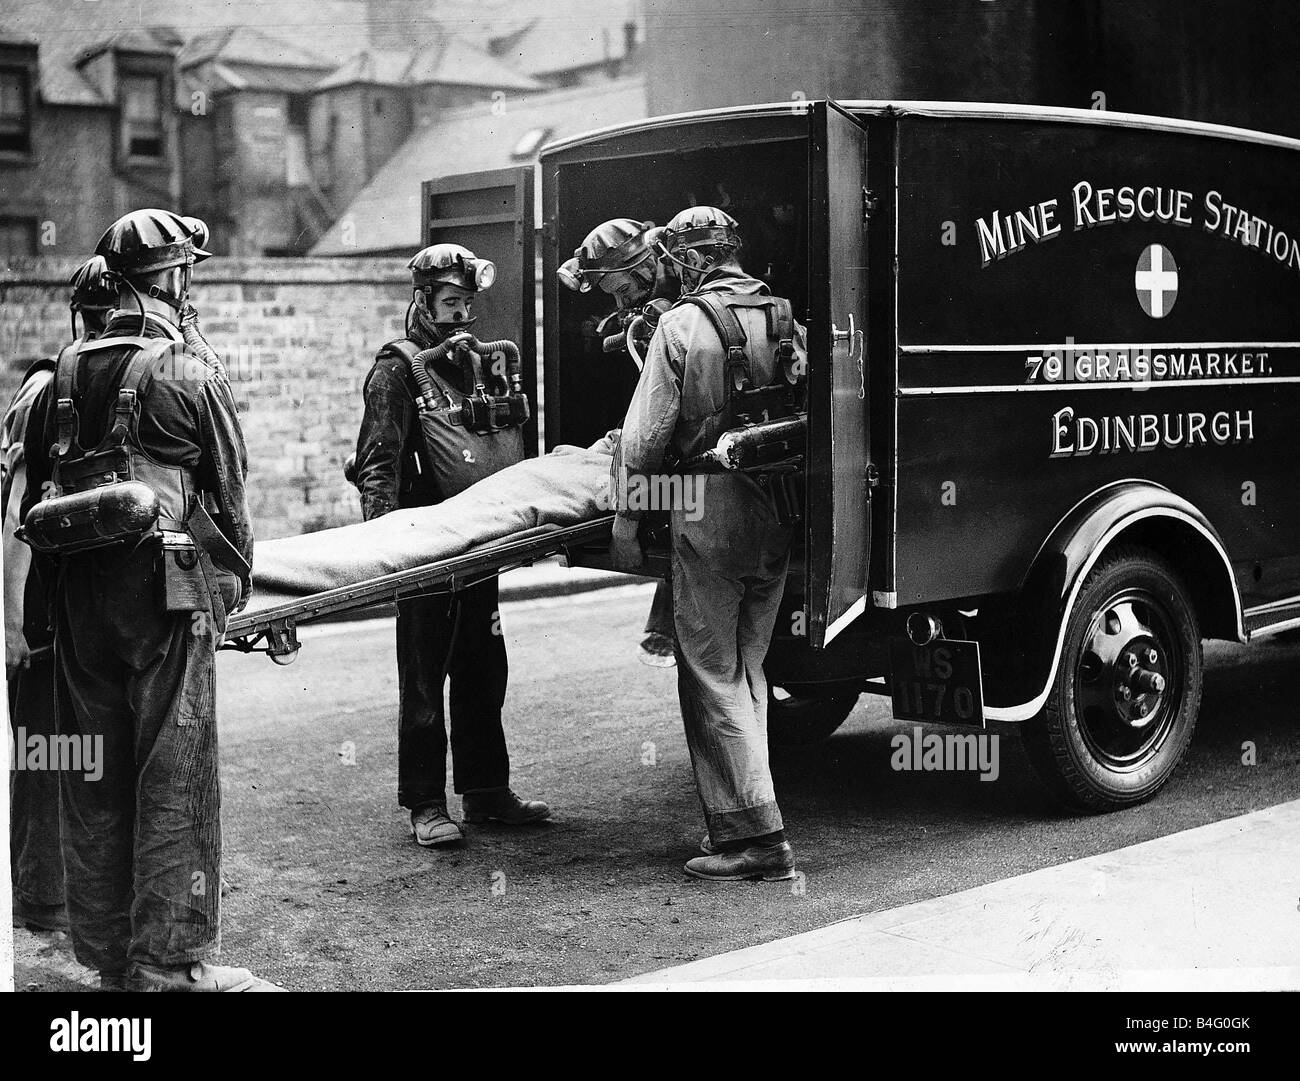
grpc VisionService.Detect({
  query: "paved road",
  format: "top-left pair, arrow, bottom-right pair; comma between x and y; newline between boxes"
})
21,582 -> 1299,990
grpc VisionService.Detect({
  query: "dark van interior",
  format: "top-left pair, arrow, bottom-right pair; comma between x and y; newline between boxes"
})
548,137 -> 809,451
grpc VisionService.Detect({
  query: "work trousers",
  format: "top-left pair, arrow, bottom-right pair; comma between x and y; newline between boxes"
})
9,651 -> 64,923
672,473 -> 792,843
643,578 -> 674,639
395,577 -> 509,809
53,545 -> 237,975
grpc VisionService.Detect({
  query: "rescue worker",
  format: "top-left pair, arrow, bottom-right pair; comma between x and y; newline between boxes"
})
610,206 -> 805,881
5,256 -> 115,938
559,218 -> 680,667
354,242 -> 549,848
21,208 -> 277,991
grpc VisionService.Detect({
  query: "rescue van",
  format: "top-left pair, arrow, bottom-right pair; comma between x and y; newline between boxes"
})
536,99 -> 1300,811
231,100 -> 1300,813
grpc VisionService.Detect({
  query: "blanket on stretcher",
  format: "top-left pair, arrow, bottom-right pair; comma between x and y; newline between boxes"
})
244,440 -> 615,614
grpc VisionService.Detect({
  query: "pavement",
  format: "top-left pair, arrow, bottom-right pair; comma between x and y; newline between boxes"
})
624,798 -> 1300,991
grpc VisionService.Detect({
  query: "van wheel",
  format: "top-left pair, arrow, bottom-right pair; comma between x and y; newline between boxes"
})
766,681 -> 860,746
1021,547 -> 1201,812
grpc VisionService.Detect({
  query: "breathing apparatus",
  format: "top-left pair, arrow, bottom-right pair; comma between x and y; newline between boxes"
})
558,218 -> 661,301
408,332 -> 529,434
406,243 -> 495,344
562,219 -> 679,370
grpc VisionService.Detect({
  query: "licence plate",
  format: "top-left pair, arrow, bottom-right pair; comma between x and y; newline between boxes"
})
889,638 -> 985,727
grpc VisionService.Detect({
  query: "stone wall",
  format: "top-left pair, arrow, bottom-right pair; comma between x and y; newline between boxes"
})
0,256 -> 412,539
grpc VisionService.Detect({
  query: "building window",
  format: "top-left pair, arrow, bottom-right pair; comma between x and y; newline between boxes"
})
0,217 -> 37,258
121,72 -> 165,160
0,67 -> 32,154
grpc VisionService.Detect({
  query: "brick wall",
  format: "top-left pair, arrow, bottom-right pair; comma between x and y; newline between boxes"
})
0,256 -> 412,539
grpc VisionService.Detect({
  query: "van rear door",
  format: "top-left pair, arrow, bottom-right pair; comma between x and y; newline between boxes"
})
805,101 -> 872,647
421,166 -> 538,455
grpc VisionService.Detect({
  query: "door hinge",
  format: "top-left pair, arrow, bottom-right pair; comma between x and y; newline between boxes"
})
862,188 -> 879,224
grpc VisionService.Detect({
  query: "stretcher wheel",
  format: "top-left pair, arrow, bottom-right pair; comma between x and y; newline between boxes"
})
1021,546 -> 1201,812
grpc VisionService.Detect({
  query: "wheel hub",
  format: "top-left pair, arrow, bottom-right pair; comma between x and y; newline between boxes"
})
1073,592 -> 1180,768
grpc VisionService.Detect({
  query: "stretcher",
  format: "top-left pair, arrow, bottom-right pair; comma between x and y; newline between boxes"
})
222,516 -> 616,663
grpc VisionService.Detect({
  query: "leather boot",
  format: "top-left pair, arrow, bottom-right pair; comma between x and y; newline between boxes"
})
462,787 -> 550,825
684,842 -> 797,882
127,960 -> 284,992
411,803 -> 464,846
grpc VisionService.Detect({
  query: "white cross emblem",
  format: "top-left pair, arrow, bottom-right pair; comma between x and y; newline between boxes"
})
1135,244 -> 1178,319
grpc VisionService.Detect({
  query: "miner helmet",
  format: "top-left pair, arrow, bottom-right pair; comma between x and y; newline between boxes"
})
94,209 -> 212,277
660,206 -> 741,258
557,218 -> 657,293
67,255 -> 117,339
69,255 -> 116,313
408,243 -> 495,292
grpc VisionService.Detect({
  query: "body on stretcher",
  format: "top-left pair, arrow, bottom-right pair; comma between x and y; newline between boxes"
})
222,517 -> 617,663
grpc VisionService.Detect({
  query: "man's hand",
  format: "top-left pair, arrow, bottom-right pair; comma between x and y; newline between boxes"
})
6,627 -> 31,678
609,515 -> 644,572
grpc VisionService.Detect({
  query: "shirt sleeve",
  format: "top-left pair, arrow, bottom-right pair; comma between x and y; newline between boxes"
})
354,357 -> 413,521
613,317 -> 684,521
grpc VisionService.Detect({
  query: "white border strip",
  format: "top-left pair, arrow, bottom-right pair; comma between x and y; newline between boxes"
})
984,507 -> 1244,722
825,594 -> 868,645
899,375 -> 1300,396
900,342 -> 1300,353
542,98 -> 1300,159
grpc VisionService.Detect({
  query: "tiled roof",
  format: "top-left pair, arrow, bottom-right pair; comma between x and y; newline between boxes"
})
315,47 -> 416,90
0,0 -> 371,106
406,37 -> 543,91
311,74 -> 647,255
176,26 -> 334,72
318,38 -> 543,92
439,0 -> 642,78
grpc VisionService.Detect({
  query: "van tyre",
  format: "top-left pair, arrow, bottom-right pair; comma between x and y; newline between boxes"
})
766,681 -> 860,746
1022,547 -> 1201,812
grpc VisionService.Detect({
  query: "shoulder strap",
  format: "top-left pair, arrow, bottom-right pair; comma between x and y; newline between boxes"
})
677,293 -> 755,393
380,338 -> 422,366
110,345 -> 167,447
768,296 -> 797,381
52,342 -> 82,460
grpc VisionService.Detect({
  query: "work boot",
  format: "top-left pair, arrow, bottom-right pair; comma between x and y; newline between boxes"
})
684,841 -> 797,882
411,803 -> 464,846
127,960 -> 284,992
462,787 -> 550,825
637,632 -> 676,667
700,833 -> 718,855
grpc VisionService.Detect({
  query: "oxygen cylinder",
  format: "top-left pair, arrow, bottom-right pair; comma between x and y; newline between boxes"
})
19,480 -> 161,555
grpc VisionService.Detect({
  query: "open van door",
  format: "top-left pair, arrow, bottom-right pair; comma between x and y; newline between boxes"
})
805,101 -> 871,647
421,166 -> 538,455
